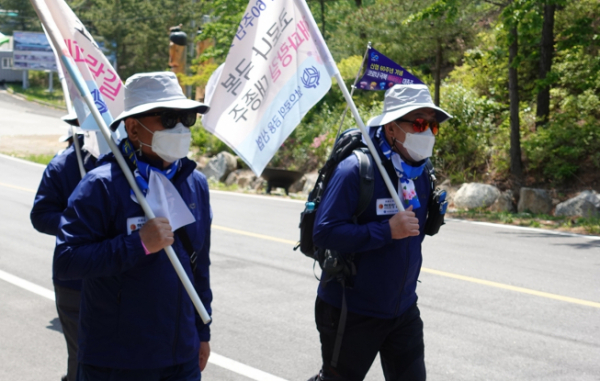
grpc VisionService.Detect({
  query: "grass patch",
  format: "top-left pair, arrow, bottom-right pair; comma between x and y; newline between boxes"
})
449,209 -> 600,236
7,85 -> 66,109
9,153 -> 54,165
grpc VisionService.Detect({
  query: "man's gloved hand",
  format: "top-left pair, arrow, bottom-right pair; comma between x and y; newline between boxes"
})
139,217 -> 174,253
389,205 -> 420,239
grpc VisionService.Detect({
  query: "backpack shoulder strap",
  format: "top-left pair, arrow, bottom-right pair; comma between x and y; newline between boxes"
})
425,158 -> 436,191
353,148 -> 374,221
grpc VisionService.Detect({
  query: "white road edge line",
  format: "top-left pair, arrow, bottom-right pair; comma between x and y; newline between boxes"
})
0,268 -> 290,381
446,218 -> 600,241
1,155 -> 598,241
0,152 -> 47,168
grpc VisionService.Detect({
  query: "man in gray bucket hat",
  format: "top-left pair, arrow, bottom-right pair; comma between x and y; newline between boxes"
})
309,84 -> 451,381
54,71 -> 213,381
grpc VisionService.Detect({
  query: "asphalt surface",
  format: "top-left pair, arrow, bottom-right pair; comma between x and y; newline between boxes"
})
0,90 -> 67,136
0,98 -> 599,381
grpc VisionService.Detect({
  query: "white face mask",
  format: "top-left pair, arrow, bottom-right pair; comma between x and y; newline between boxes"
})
137,120 -> 192,163
401,128 -> 435,162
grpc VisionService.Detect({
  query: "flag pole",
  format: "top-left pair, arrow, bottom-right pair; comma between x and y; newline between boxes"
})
44,24 -> 86,178
333,42 -> 371,141
30,0 -> 211,324
295,0 -> 405,212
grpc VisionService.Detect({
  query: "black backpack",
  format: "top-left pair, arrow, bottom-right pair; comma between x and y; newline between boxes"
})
295,128 -> 446,270
295,129 -> 374,265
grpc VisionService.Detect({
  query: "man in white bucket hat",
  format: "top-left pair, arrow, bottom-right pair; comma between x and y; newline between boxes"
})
54,72 -> 213,381
310,84 -> 451,381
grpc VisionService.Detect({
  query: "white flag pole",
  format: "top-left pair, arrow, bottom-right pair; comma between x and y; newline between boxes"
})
294,0 -> 405,212
43,24 -> 86,178
30,0 -> 211,324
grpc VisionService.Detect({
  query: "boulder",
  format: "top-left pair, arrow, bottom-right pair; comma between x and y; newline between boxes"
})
489,190 -> 516,213
453,183 -> 501,210
289,175 -> 307,194
201,152 -> 237,182
224,171 -> 238,186
438,179 -> 459,207
236,170 -> 256,189
518,188 -> 552,214
302,173 -> 319,195
555,192 -> 600,218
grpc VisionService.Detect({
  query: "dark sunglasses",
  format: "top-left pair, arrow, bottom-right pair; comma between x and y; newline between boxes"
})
137,110 -> 197,129
395,118 -> 439,136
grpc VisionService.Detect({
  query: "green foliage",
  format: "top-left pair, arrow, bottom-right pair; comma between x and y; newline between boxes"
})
435,83 -> 504,182
73,0 -> 204,79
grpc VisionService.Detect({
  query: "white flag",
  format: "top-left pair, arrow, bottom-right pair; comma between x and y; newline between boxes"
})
202,0 -> 338,175
43,0 -> 125,152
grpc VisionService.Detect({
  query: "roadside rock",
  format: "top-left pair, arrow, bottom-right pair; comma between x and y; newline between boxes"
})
289,175 -> 307,194
555,191 -> 600,217
224,171 -> 238,186
302,172 -> 319,195
518,188 -> 553,214
201,151 -> 237,182
489,190 -> 516,213
453,183 -> 501,209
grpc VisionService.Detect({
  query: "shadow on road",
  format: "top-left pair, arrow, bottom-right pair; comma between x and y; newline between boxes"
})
46,317 -> 63,334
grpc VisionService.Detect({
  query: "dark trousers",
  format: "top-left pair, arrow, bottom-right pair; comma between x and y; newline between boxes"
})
55,284 -> 81,381
315,297 -> 426,381
77,357 -> 200,381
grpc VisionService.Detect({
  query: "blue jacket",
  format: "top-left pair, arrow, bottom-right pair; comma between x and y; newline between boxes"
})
30,137 -> 97,290
54,153 -> 212,369
313,134 -> 431,319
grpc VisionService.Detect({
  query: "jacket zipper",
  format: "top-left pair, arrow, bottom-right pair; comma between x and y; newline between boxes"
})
394,238 -> 411,316
172,282 -> 182,364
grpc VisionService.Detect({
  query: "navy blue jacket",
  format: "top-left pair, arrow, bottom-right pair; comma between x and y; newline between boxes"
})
313,135 -> 431,319
54,153 -> 212,369
30,137 -> 97,290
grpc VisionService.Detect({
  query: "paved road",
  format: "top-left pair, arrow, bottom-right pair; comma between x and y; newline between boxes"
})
0,90 -> 67,136
0,153 -> 599,381
0,90 -> 599,381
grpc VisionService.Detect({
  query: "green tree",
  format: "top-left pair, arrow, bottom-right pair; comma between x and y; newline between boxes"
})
73,0 -> 204,79
0,0 -> 41,33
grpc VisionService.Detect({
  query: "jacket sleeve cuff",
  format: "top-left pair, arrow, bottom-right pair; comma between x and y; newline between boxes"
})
197,323 -> 211,342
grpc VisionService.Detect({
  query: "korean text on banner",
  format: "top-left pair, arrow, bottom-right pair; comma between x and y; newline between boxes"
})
357,47 -> 423,91
43,0 -> 123,135
202,0 -> 335,175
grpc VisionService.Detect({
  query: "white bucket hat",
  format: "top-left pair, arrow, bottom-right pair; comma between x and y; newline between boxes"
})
61,111 -> 79,127
109,71 -> 209,130
366,84 -> 452,127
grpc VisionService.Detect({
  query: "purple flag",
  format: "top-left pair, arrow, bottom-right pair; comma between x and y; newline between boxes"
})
357,47 -> 423,91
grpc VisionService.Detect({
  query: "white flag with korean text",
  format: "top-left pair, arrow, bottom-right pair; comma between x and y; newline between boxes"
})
43,0 -> 125,151
202,0 -> 339,175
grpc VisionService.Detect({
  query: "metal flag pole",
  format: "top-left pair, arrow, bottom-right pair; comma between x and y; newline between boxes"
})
44,24 -> 86,178
30,0 -> 211,324
295,0 -> 405,212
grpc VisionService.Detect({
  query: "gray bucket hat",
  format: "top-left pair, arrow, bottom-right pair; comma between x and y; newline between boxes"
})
109,71 -> 209,130
366,84 -> 452,127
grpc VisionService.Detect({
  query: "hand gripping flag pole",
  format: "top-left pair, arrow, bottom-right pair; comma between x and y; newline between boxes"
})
30,0 -> 212,325
294,0 -> 405,212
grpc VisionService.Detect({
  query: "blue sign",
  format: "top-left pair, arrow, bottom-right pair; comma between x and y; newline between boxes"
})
357,47 -> 423,91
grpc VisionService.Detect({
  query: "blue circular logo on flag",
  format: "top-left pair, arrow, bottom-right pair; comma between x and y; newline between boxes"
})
301,66 -> 320,89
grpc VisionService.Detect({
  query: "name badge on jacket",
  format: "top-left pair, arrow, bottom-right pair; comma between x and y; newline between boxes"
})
376,198 -> 399,215
127,216 -> 147,235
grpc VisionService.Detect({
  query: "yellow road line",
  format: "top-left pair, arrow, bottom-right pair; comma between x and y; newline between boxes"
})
213,225 -> 297,245
0,182 -> 35,193
2,181 -> 597,309
214,225 -> 600,309
420,268 -> 600,308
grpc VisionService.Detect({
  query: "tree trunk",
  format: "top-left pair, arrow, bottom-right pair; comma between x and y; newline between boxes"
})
320,0 -> 325,38
535,2 -> 556,128
434,38 -> 442,106
354,0 -> 362,7
508,25 -> 523,181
